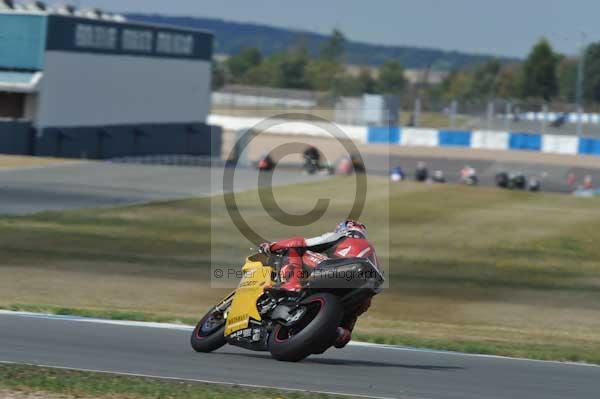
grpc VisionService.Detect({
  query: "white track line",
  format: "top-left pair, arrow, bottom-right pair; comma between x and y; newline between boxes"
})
1,310 -> 598,368
0,360 -> 395,399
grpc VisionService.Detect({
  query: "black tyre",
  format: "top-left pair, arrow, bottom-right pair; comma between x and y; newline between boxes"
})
190,307 -> 227,353
496,172 -> 509,188
268,293 -> 343,362
513,175 -> 527,190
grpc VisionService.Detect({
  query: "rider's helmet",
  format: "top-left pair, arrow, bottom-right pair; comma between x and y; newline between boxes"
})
335,220 -> 368,239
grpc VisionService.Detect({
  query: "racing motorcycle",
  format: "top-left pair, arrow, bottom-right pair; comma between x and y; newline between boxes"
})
191,252 -> 384,362
495,172 -> 527,190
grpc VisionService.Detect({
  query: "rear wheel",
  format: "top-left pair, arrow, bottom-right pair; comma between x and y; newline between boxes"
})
268,293 -> 343,362
190,307 -> 227,353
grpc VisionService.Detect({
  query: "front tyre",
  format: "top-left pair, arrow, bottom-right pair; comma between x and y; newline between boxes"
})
190,307 -> 227,353
268,293 -> 343,362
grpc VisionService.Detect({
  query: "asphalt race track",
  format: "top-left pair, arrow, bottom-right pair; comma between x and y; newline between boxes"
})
0,312 -> 598,399
0,162 -> 327,215
1,154 -> 598,216
364,153 -> 600,193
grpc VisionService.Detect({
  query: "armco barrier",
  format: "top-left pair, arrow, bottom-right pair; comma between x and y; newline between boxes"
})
367,126 -> 400,144
509,132 -> 542,151
471,130 -> 509,150
203,116 -> 600,158
438,130 -> 472,147
542,135 -> 579,155
401,128 -> 438,147
578,138 -> 600,156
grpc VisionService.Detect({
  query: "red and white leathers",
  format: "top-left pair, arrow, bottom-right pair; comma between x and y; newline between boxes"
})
268,230 -> 378,292
265,226 -> 377,348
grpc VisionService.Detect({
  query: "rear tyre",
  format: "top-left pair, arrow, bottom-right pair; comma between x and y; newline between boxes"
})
190,307 -> 227,353
268,293 -> 343,362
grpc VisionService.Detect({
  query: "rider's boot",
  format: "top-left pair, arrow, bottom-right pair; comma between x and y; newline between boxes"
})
334,327 -> 352,348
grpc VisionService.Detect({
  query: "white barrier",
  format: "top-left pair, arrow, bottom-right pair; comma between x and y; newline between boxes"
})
210,114 -> 599,157
471,130 -> 509,150
208,114 -> 367,142
541,135 -> 579,155
401,128 -> 438,147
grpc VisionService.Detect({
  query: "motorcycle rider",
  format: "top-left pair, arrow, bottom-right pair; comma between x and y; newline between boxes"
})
303,145 -> 321,166
259,220 -> 377,348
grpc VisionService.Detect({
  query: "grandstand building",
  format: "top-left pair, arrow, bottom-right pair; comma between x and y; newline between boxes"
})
0,4 -> 218,158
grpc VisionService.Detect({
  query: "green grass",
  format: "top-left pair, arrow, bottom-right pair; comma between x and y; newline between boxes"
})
1,177 -> 600,364
0,364 -> 339,399
4,303 -> 198,326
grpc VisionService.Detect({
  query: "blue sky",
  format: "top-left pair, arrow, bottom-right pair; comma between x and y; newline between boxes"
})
37,0 -> 599,57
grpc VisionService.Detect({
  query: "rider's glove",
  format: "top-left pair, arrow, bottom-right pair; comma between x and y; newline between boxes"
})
258,242 -> 272,255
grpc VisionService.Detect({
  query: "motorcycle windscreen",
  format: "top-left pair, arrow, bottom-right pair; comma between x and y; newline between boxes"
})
224,261 -> 274,337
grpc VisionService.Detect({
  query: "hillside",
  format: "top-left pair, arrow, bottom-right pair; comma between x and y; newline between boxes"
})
126,14 -> 516,69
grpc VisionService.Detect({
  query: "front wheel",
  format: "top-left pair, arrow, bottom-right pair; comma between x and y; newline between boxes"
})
190,307 -> 227,353
268,293 -> 343,362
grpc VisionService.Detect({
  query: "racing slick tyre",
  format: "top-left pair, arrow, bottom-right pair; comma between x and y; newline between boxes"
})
191,307 -> 227,353
268,293 -> 343,362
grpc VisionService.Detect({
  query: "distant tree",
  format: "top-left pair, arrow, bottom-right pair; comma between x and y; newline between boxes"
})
557,57 -> 578,103
467,59 -> 502,100
242,58 -> 278,86
495,64 -> 521,99
305,59 -> 344,91
320,29 -> 346,61
332,75 -> 364,96
583,42 -> 600,104
211,60 -> 226,90
275,46 -> 310,89
519,38 -> 558,100
241,46 -> 310,89
377,60 -> 407,95
357,68 -> 378,94
225,47 -> 262,80
440,69 -> 472,101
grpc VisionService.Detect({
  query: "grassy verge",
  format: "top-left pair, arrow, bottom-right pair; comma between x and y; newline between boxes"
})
1,178 -> 600,364
0,364 -> 338,399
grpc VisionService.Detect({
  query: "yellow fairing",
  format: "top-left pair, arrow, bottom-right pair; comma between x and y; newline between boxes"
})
224,256 -> 274,337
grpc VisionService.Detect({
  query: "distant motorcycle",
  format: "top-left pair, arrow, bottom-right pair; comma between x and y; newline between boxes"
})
257,155 -> 275,171
528,177 -> 541,192
303,156 -> 334,176
495,172 -> 527,190
460,166 -> 478,186
390,166 -> 405,182
302,146 -> 330,175
336,155 -> 365,175
414,162 -> 429,182
431,170 -> 447,184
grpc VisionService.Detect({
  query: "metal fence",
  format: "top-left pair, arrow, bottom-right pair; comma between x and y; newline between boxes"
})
399,98 -> 600,137
211,85 -> 600,138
